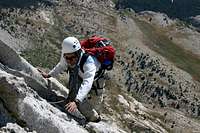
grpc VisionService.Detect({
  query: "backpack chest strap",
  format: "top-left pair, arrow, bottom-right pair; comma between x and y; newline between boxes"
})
79,53 -> 89,73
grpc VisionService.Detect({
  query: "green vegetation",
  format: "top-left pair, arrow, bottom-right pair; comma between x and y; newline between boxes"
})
130,91 -> 143,102
21,13 -> 68,69
111,0 -> 119,4
134,18 -> 200,81
21,44 -> 60,69
119,8 -> 133,17
149,111 -> 171,132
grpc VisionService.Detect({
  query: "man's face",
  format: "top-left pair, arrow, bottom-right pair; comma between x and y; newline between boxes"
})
63,53 -> 78,67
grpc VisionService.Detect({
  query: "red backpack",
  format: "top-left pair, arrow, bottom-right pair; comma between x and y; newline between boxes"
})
79,35 -> 115,71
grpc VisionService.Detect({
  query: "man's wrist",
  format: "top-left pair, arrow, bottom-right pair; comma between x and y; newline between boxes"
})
47,74 -> 51,78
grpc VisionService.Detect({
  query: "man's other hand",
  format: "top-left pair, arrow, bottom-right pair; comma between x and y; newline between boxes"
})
65,101 -> 77,112
37,69 -> 51,78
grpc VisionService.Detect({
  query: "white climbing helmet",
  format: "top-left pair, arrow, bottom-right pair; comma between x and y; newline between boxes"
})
62,37 -> 81,54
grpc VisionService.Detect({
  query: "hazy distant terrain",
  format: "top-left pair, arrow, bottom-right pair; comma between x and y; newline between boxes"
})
0,0 -> 54,8
115,0 -> 200,19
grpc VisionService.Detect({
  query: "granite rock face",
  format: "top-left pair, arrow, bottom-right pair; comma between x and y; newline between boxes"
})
0,70 -> 88,133
0,40 -> 127,133
0,123 -> 36,133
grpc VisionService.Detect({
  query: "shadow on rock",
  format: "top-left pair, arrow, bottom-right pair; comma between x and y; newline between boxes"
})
0,0 -> 55,8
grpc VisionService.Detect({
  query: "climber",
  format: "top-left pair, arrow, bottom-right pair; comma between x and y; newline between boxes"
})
38,37 -> 105,122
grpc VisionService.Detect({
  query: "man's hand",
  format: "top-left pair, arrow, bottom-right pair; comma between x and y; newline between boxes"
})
37,69 -> 51,78
65,101 -> 77,112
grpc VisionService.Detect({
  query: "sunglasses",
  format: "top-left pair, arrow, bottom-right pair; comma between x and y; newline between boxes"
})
64,55 -> 77,60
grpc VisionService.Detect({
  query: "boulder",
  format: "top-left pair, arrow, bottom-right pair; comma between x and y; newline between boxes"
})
0,40 -> 69,102
0,70 -> 88,133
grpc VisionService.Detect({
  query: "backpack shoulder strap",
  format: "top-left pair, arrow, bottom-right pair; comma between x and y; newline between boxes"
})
79,53 -> 89,73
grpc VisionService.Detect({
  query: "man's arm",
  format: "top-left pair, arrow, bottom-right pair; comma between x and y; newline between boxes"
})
48,57 -> 67,78
38,69 -> 51,78
38,57 -> 67,78
76,61 -> 96,102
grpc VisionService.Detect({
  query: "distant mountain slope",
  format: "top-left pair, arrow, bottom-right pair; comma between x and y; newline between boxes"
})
115,0 -> 200,19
